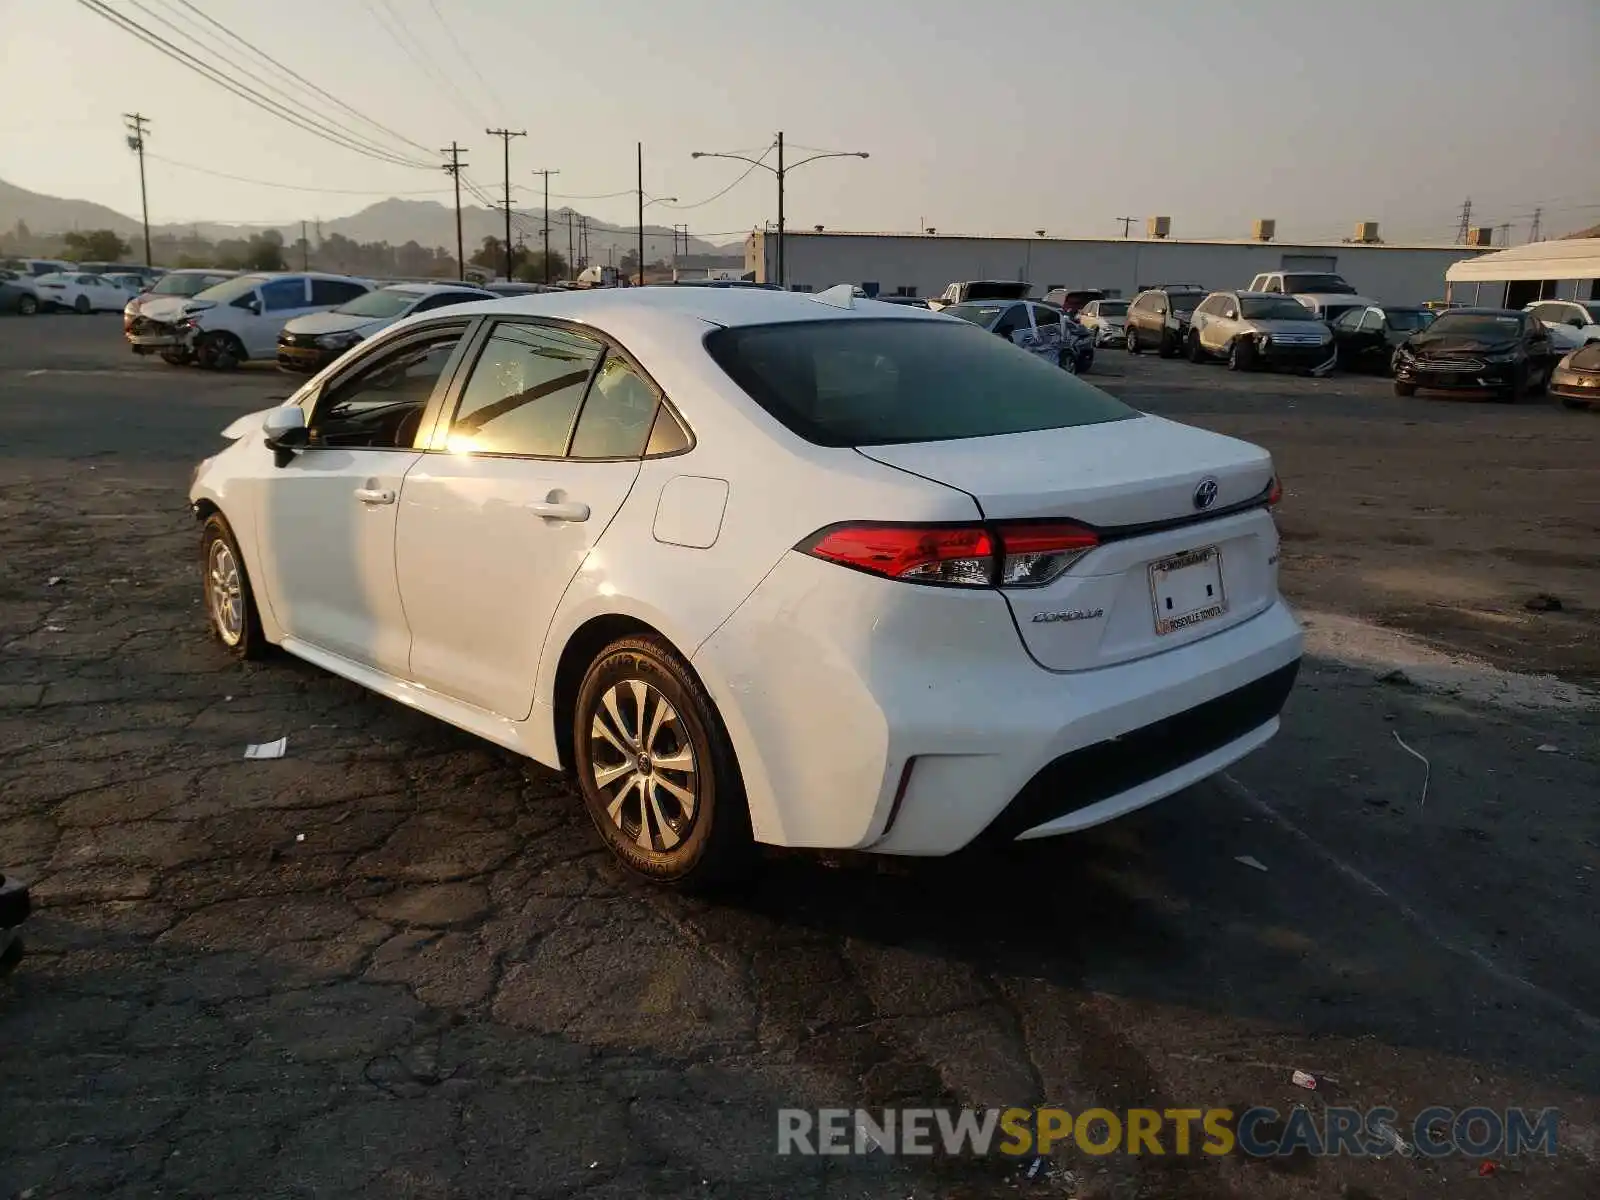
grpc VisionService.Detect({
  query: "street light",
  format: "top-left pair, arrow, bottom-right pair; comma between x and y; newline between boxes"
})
691,132 -> 868,288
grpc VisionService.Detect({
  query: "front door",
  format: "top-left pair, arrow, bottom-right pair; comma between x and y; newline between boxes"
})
395,319 -> 654,720
252,276 -> 314,358
254,322 -> 474,674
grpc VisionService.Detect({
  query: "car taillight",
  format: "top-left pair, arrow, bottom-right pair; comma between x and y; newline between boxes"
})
1267,475 -> 1283,507
798,521 -> 1099,588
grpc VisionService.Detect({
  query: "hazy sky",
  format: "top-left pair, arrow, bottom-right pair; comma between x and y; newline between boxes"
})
3,0 -> 1597,245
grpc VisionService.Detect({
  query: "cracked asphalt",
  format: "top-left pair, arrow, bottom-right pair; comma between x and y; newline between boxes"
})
1,315 -> 1597,1199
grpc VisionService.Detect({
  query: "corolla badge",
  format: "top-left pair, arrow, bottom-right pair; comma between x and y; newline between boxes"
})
1193,477 -> 1220,510
1032,608 -> 1105,624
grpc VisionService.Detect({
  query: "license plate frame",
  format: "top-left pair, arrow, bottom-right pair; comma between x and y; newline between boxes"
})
1149,545 -> 1227,635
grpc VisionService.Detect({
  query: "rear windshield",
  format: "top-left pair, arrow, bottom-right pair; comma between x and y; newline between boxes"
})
959,282 -> 1030,301
1097,301 -> 1129,316
1168,292 -> 1205,313
943,303 -> 1007,326
1282,273 -> 1356,294
703,318 -> 1136,448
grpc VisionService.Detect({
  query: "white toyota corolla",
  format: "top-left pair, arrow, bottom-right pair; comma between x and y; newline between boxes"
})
190,285 -> 1302,885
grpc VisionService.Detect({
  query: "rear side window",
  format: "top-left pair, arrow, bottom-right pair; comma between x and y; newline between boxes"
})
312,278 -> 368,305
704,318 -> 1134,448
568,354 -> 659,459
446,323 -> 602,456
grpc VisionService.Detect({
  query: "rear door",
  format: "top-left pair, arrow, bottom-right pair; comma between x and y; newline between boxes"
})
393,318 -> 655,720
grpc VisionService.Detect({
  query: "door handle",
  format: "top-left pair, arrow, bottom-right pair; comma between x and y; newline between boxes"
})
354,486 -> 395,505
527,493 -> 590,522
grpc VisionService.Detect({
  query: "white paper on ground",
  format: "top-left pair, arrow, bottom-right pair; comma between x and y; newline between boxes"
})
244,736 -> 288,760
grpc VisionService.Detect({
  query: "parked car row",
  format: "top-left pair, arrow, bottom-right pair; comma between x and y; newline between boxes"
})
942,298 -> 1097,372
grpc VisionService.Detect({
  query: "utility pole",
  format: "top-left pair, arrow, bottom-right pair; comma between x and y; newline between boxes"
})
566,210 -> 575,281
441,142 -> 468,280
775,131 -> 784,288
1115,216 -> 1135,238
580,217 -> 589,269
531,169 -> 560,284
300,220 -> 309,270
123,113 -> 152,266
485,127 -> 525,279
1529,207 -> 1543,243
1496,222 -> 1511,246
1454,198 -> 1473,244
637,142 -> 645,287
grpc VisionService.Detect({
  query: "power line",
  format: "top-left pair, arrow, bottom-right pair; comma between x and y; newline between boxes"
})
426,0 -> 505,115
144,152 -> 449,194
165,0 -> 433,160
365,0 -> 486,125
76,0 -> 434,169
662,146 -> 772,211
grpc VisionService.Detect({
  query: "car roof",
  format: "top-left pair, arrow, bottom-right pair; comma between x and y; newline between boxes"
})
435,285 -> 948,333
1437,307 -> 1527,317
377,281 -> 492,296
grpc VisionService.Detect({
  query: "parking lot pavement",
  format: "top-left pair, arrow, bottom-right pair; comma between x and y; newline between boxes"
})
1,315 -> 1597,1198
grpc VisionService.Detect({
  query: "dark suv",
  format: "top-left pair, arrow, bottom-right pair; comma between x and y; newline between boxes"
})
1125,287 -> 1208,357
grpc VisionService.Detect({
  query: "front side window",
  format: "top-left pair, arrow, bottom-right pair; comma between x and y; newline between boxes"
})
260,277 -> 307,311
1358,309 -> 1384,332
1332,309 -> 1364,332
568,354 -> 660,459
704,318 -> 1134,448
308,329 -> 467,449
446,323 -> 602,456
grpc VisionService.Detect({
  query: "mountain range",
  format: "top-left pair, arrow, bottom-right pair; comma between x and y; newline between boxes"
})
0,177 -> 743,263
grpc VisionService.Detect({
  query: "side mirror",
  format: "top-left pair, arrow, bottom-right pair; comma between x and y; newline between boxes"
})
262,405 -> 307,466
1224,310 -> 1237,320
247,298 -> 262,315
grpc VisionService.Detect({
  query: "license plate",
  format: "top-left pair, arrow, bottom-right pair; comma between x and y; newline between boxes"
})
1149,546 -> 1226,635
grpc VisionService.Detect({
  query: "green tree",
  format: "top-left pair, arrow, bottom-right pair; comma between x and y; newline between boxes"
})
244,230 -> 285,272
62,229 -> 131,261
515,250 -> 568,283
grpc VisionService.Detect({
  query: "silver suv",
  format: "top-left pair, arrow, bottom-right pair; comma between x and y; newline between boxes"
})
1186,291 -> 1335,373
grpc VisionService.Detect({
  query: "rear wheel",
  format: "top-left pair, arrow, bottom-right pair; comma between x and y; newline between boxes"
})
1394,381 -> 1417,397
73,295 -> 91,314
200,514 -> 265,659
1125,327 -> 1141,355
160,348 -> 191,367
574,636 -> 753,888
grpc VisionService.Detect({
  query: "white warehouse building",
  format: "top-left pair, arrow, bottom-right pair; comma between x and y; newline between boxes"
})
743,230 -> 1488,307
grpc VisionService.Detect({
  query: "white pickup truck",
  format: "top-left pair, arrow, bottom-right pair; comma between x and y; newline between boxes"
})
929,280 -> 1031,311
1248,271 -> 1375,326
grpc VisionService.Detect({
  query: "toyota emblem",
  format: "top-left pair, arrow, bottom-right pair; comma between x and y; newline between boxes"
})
1193,477 -> 1219,510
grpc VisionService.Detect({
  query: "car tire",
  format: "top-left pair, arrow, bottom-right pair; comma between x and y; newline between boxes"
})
160,348 -> 192,367
1125,327 -> 1141,355
1393,381 -> 1417,397
16,293 -> 37,316
200,513 -> 265,660
1077,349 -> 1093,374
573,635 -> 753,889
1560,396 -> 1590,410
1228,339 -> 1255,371
1057,349 -> 1077,374
1499,367 -> 1530,404
1157,330 -> 1178,358
196,332 -> 244,370
1186,331 -> 1206,363
73,295 -> 91,314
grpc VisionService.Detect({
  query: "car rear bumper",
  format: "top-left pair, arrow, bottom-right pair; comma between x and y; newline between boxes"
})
693,552 -> 1303,856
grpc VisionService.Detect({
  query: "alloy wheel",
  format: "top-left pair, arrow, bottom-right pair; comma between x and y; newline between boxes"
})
207,539 -> 244,646
588,678 -> 699,852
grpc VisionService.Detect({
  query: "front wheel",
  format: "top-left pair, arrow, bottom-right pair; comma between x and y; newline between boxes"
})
1057,349 -> 1078,374
195,332 -> 244,370
1157,330 -> 1178,358
1228,339 -> 1256,372
1125,327 -> 1141,355
1499,368 -> 1530,404
200,513 -> 265,659
160,348 -> 192,367
574,636 -> 753,888
16,293 -> 38,316
1186,331 -> 1206,363
1394,381 -> 1417,397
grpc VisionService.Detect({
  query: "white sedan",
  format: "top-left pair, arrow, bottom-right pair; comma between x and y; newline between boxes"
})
190,286 -> 1302,885
34,272 -> 132,313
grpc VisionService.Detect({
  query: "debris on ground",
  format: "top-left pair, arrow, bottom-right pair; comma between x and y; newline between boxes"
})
1376,667 -> 1415,687
1370,1121 -> 1413,1157
1291,1069 -> 1319,1090
1392,731 -> 1431,809
1478,1160 -> 1499,1176
46,575 -> 62,587
1234,855 -> 1269,872
1524,594 -> 1563,613
243,736 -> 288,760
1537,744 -> 1559,753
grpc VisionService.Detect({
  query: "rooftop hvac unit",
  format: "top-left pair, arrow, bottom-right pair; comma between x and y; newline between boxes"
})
1353,221 -> 1380,244
1147,216 -> 1171,239
1468,227 -> 1494,247
1253,219 -> 1276,242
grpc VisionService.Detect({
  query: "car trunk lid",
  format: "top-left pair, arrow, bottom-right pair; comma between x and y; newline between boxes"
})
856,416 -> 1280,670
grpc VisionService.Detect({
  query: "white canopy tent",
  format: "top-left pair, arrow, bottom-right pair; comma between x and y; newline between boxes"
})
1445,239 -> 1600,304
